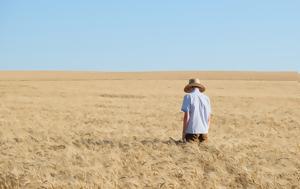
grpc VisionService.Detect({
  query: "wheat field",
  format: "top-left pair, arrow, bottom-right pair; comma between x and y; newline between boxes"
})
0,72 -> 299,188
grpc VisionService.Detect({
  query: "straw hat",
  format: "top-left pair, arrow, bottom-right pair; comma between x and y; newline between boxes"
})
184,78 -> 206,93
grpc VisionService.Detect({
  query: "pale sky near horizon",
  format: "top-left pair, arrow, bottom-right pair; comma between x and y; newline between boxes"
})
0,1 -> 299,72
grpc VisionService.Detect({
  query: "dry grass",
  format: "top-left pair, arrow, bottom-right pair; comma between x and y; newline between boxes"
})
0,71 -> 298,81
0,72 -> 299,188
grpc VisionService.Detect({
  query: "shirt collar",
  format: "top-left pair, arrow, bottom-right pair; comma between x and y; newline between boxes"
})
192,88 -> 200,93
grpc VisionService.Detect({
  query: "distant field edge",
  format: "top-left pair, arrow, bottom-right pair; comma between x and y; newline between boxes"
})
0,71 -> 299,81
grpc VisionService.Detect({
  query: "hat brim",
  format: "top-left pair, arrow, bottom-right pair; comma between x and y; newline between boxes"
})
184,83 -> 205,93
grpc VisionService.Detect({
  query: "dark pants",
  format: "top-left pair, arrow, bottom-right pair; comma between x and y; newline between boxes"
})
185,133 -> 208,143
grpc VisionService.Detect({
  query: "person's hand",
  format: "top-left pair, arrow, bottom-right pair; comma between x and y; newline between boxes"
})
182,132 -> 186,142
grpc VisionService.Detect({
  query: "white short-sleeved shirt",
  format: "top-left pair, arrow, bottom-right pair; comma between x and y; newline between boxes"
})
181,88 -> 211,134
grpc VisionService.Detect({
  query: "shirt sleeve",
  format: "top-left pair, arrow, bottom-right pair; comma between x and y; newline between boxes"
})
181,95 -> 190,112
206,97 -> 212,115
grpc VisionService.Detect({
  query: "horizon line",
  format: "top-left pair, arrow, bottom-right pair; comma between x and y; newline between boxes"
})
0,70 -> 299,73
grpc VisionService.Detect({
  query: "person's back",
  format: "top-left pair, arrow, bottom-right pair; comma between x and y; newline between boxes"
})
181,79 -> 212,143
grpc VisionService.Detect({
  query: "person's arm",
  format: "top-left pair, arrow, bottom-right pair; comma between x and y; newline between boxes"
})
207,96 -> 212,127
181,94 -> 190,141
182,112 -> 189,141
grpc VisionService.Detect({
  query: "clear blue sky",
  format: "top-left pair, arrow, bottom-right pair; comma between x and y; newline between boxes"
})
0,1 -> 299,71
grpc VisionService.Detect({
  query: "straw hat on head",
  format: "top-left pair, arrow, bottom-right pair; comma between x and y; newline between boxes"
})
184,78 -> 206,93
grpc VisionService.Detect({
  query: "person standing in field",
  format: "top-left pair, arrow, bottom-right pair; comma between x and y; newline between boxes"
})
181,78 -> 212,143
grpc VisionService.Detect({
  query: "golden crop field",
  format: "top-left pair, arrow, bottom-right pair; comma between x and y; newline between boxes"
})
0,72 -> 299,188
